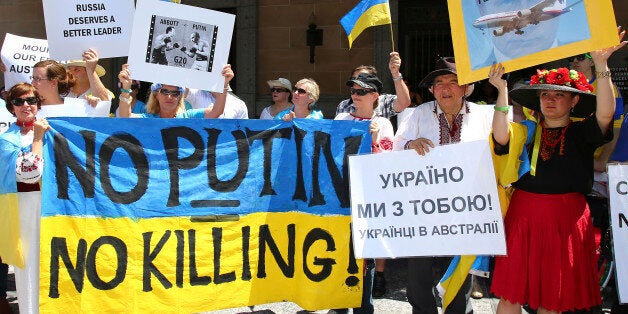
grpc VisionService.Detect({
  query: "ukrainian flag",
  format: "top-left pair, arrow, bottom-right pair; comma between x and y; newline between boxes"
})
340,0 -> 392,48
0,127 -> 26,268
438,123 -> 530,311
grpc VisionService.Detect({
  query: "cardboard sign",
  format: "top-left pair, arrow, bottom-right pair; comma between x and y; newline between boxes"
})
127,0 -> 235,92
349,140 -> 506,258
36,98 -> 111,118
41,0 -> 135,60
608,163 -> 628,303
1,33 -> 49,89
36,118 -> 370,312
448,0 -> 620,84
0,100 -> 16,134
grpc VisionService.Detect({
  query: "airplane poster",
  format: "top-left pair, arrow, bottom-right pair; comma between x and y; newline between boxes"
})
447,0 -> 620,85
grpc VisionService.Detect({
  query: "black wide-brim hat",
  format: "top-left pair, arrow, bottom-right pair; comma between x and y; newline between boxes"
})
509,84 -> 596,118
419,57 -> 457,87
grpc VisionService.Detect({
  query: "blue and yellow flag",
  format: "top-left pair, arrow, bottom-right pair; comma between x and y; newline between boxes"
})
437,122 -> 529,310
38,117 -> 371,313
0,125 -> 27,268
340,0 -> 391,48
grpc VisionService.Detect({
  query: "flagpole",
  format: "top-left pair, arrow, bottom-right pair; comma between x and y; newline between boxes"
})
389,23 -> 395,52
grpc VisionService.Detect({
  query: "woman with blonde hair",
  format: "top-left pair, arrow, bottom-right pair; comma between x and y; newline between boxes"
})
275,78 -> 323,121
117,64 -> 233,118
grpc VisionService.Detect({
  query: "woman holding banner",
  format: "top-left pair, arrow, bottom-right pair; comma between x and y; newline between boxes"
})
487,29 -> 626,314
117,63 -> 233,118
0,83 -> 51,314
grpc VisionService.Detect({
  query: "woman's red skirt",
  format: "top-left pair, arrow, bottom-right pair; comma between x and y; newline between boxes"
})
490,189 -> 601,312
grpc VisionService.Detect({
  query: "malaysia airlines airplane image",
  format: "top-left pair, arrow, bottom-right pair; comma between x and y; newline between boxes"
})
472,0 -> 580,37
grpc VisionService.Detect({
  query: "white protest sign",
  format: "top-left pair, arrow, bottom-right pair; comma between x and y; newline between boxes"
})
0,99 -> 16,134
41,0 -> 135,60
608,163 -> 628,303
348,140 -> 506,258
1,34 -> 49,89
36,98 -> 111,118
128,0 -> 235,93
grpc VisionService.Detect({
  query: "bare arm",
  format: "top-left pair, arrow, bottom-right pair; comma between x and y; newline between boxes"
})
205,64 -> 234,118
389,52 -> 411,113
488,63 -> 510,145
83,48 -> 111,101
592,28 -> 626,134
117,64 -> 133,118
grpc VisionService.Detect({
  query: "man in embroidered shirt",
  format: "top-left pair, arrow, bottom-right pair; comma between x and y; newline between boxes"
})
394,57 -> 495,314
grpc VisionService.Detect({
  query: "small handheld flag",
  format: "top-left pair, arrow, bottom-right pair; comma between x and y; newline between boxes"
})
340,0 -> 392,48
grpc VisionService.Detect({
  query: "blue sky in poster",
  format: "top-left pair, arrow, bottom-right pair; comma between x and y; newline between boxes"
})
462,0 -> 591,70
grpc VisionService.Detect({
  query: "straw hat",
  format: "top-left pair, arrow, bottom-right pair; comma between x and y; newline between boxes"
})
61,60 -> 106,77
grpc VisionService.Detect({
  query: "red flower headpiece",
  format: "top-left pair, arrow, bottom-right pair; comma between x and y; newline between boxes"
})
529,68 -> 594,93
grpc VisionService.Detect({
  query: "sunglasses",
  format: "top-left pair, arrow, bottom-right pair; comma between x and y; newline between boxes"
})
270,87 -> 290,93
350,88 -> 375,96
11,97 -> 40,106
158,89 -> 182,97
293,87 -> 308,95
574,53 -> 591,61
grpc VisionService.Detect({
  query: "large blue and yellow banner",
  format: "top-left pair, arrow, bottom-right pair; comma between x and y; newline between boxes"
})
38,118 -> 370,312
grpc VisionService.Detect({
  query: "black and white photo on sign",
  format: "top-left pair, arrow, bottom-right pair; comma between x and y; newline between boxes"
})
128,0 -> 234,93
146,15 -> 217,72
1,34 -> 49,90
41,0 -> 135,60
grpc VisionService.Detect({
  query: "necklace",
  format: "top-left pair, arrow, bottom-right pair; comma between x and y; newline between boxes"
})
540,121 -> 570,161
16,119 -> 36,127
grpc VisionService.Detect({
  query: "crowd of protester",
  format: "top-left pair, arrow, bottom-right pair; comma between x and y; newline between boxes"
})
0,28 -> 627,314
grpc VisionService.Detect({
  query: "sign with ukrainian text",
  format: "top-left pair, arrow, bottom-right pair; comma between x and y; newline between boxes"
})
1,33 -> 49,89
608,163 -> 628,303
348,140 -> 506,258
42,0 -> 135,60
39,118 -> 369,312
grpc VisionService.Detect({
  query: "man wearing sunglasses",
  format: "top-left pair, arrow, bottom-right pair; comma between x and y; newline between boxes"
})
336,52 -> 411,120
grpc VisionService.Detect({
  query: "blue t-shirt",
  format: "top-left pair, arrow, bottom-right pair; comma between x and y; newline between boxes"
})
139,108 -> 205,119
274,106 -> 323,120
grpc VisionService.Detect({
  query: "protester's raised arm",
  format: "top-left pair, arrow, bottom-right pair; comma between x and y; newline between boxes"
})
117,64 -> 133,118
206,64 -> 234,118
488,63 -> 510,146
84,48 -> 111,101
389,52 -> 411,113
591,27 -> 626,134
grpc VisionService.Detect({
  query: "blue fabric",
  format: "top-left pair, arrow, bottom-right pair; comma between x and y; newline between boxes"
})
0,124 -> 30,194
41,118 -> 371,218
610,115 -> 628,162
131,100 -> 147,114
518,119 -> 536,178
340,0 -> 389,35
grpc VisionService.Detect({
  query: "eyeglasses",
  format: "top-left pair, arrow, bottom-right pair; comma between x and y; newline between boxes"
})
293,87 -> 308,95
270,87 -> 290,93
11,97 -> 40,106
158,89 -> 182,97
31,76 -> 50,83
574,53 -> 591,61
350,88 -> 375,96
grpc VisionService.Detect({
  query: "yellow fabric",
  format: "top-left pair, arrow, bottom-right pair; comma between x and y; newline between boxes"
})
0,193 -> 24,268
441,123 -> 527,311
39,212 -> 362,312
